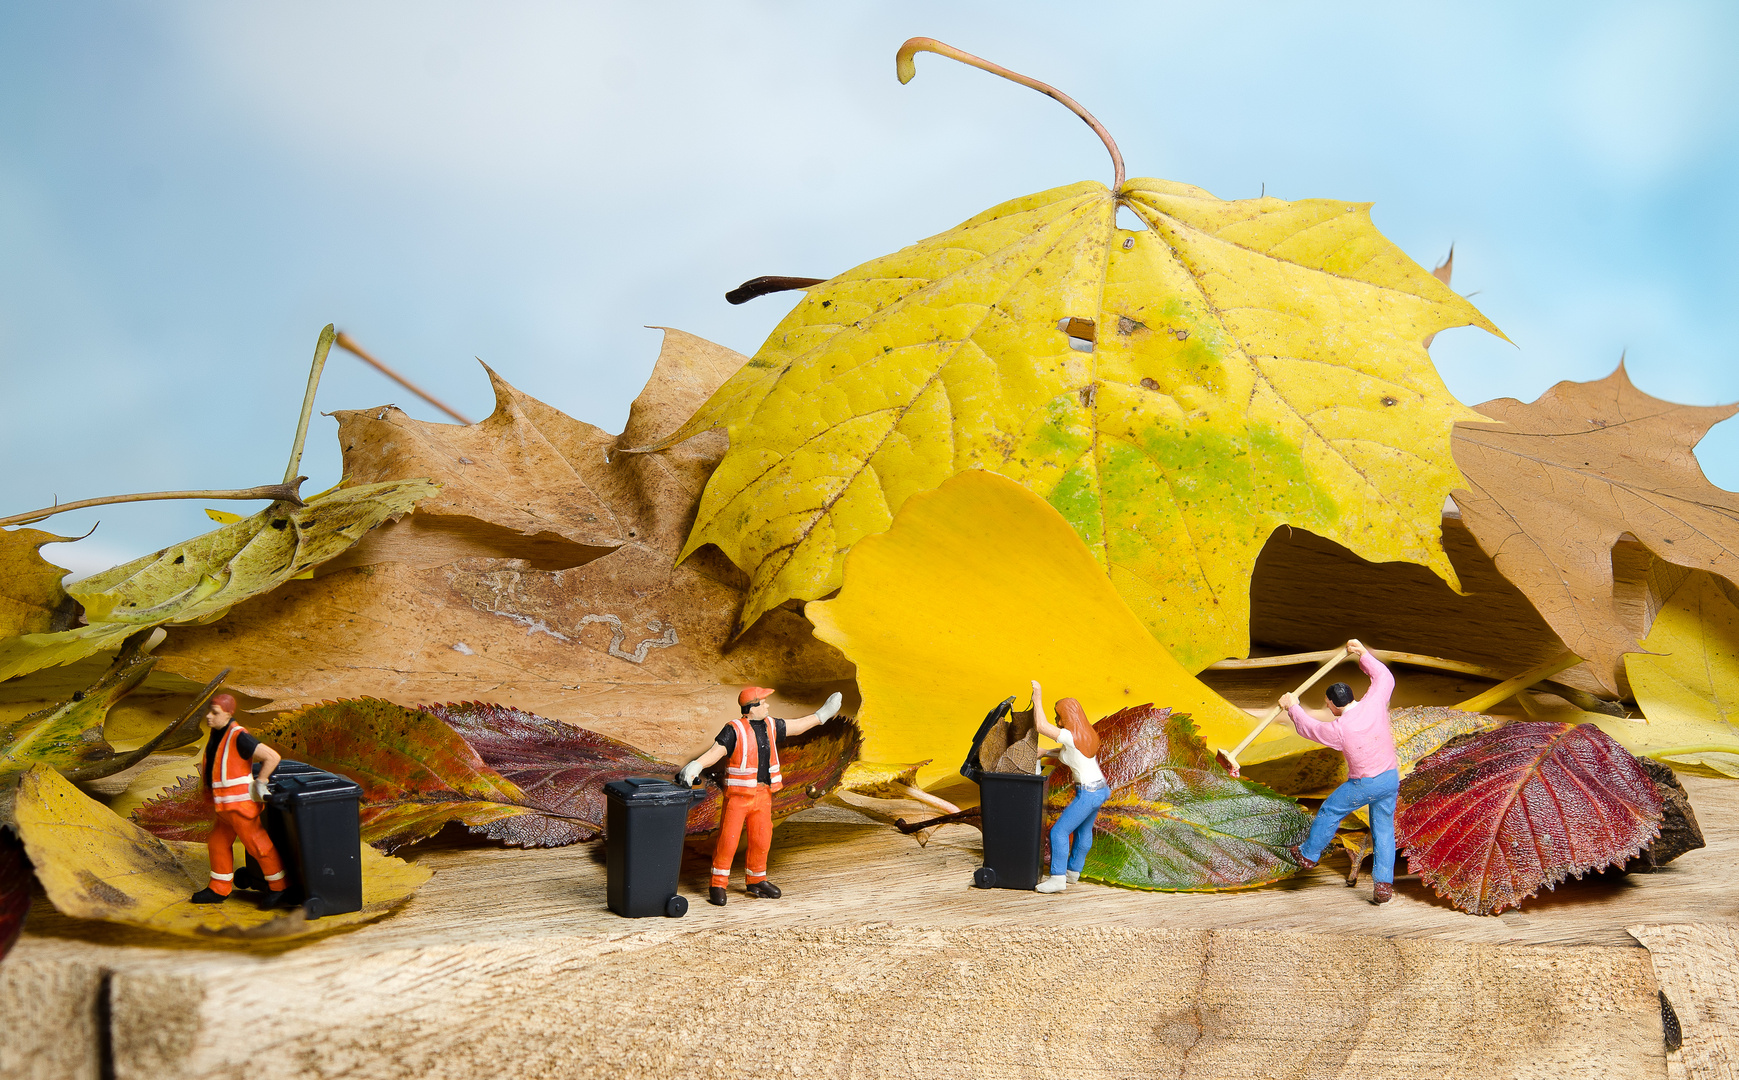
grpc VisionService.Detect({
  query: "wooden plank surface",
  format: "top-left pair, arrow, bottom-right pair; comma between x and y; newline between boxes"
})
5,777 -> 1732,1077
1630,923 -> 1739,1079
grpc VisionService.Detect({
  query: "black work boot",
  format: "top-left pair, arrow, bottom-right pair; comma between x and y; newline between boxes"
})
746,880 -> 782,899
259,889 -> 299,910
190,887 -> 229,904
708,886 -> 727,906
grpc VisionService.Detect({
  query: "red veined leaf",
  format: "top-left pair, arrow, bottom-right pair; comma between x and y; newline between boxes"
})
1041,704 -> 1311,891
0,828 -> 31,961
1396,721 -> 1664,915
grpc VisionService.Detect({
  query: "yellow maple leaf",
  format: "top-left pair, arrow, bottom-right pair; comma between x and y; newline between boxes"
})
806,469 -> 1277,789
644,40 -> 1501,671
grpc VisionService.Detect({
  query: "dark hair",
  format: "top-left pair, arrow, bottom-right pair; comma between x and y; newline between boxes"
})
1325,683 -> 1354,708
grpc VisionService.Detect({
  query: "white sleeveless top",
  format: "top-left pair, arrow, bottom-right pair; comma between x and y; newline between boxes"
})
1056,728 -> 1105,788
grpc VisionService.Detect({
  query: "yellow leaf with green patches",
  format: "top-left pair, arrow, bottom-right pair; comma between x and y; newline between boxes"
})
0,480 -> 436,681
13,764 -> 428,941
807,470 -> 1268,788
651,179 -> 1498,669
1623,570 -> 1739,776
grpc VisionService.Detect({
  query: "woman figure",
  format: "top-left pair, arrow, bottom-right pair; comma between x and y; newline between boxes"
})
1030,680 -> 1107,894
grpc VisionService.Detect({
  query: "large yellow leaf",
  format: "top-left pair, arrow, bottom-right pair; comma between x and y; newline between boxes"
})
12,764 -> 429,941
806,469 -> 1273,788
652,179 -> 1499,670
1622,570 -> 1739,776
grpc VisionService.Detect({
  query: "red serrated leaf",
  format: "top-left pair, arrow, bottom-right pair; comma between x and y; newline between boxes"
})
682,718 -> 864,836
1396,721 -> 1664,915
0,828 -> 31,960
422,701 -> 672,828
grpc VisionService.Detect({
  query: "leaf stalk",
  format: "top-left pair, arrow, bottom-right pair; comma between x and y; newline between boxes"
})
896,37 -> 1125,190
0,484 -> 306,530
284,324 -> 337,486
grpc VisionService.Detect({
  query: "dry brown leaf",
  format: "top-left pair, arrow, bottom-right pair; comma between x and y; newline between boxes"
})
151,330 -> 853,758
1453,366 -> 1739,693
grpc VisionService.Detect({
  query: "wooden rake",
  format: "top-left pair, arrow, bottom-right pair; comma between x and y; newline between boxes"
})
1215,646 -> 1350,778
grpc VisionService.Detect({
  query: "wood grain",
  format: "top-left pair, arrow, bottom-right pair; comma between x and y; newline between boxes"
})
5,778 -> 1731,1076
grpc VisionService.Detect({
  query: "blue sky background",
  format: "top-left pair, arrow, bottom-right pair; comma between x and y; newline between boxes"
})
3,1 -> 1736,577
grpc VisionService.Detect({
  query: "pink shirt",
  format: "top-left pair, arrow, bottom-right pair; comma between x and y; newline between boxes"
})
1285,652 -> 1398,778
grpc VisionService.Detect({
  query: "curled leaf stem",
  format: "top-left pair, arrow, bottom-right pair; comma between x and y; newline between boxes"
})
896,37 -> 1125,190
0,484 -> 306,530
284,324 -> 337,486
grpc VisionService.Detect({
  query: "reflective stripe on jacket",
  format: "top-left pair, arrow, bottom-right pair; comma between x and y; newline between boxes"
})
204,723 -> 261,817
724,716 -> 782,792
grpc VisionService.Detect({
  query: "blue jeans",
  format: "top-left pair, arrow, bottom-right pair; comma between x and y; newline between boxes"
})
1301,769 -> 1399,884
1050,782 -> 1110,876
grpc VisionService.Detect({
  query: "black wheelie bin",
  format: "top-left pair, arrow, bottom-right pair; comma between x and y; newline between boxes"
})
239,759 -> 364,918
961,698 -> 1048,890
603,776 -> 707,918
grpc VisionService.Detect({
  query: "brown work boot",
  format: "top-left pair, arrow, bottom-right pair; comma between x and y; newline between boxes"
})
1372,882 -> 1393,905
746,880 -> 782,899
708,886 -> 727,906
1289,845 -> 1317,870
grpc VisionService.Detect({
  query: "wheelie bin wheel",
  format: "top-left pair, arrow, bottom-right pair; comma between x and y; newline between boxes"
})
665,894 -> 688,918
973,867 -> 996,889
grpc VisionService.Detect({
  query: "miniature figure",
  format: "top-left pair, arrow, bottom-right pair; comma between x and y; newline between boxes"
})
189,693 -> 294,908
1280,639 -> 1400,904
678,687 -> 842,906
1030,680 -> 1107,894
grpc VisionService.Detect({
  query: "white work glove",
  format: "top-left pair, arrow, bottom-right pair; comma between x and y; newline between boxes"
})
678,760 -> 703,786
815,692 -> 843,723
250,776 -> 271,802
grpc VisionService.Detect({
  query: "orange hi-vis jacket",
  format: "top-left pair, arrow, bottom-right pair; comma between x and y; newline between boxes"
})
723,715 -> 782,792
203,722 -> 261,819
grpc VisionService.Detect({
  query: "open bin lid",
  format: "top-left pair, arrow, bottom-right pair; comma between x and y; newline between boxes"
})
961,697 -> 1015,782
604,776 -> 704,806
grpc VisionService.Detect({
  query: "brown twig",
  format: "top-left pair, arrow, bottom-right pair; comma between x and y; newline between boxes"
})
896,37 -> 1125,190
335,331 -> 474,425
0,483 -> 305,530
725,276 -> 828,305
895,806 -> 981,834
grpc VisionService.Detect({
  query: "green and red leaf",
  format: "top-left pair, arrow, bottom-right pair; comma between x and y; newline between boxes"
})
1396,721 -> 1664,915
135,698 -> 568,853
1042,704 -> 1311,892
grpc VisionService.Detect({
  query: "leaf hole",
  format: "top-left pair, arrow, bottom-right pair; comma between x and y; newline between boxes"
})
173,555 -> 185,564
1058,317 -> 1096,353
271,520 -> 289,530
1115,204 -> 1148,232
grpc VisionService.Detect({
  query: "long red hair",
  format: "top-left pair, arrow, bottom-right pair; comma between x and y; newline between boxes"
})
1054,697 -> 1100,757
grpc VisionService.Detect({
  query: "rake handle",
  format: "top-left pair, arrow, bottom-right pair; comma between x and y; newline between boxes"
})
1225,647 -> 1351,765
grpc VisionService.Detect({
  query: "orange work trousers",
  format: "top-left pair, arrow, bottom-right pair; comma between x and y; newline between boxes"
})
711,786 -> 773,888
207,807 -> 287,895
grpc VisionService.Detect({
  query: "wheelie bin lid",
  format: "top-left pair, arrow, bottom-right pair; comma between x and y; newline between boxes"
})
604,777 -> 704,806
267,767 -> 362,805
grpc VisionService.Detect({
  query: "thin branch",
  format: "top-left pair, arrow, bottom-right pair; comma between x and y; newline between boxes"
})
1210,648 -> 1509,681
285,324 -> 337,485
0,484 -> 305,530
896,37 -> 1125,189
335,331 -> 475,425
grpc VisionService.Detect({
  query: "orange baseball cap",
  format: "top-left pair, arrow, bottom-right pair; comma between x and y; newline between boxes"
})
737,686 -> 775,706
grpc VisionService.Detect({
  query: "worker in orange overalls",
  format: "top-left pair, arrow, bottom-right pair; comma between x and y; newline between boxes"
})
678,687 -> 841,906
189,692 -> 295,909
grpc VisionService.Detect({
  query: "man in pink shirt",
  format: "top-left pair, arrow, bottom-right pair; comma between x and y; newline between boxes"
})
1279,638 -> 1399,905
